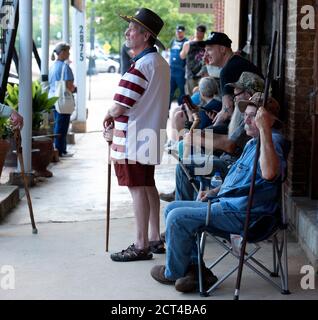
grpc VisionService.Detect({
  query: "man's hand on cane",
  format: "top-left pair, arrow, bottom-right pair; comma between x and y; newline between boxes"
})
103,112 -> 114,143
10,110 -> 24,130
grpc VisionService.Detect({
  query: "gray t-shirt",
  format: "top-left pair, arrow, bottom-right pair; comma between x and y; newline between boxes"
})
0,103 -> 13,118
220,120 -> 250,164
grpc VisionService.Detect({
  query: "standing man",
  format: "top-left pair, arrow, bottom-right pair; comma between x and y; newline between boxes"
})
203,32 -> 262,127
180,25 -> 207,95
169,25 -> 188,106
103,8 -> 170,262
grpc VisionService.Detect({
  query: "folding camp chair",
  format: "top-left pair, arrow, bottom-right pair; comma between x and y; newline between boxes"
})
196,141 -> 291,297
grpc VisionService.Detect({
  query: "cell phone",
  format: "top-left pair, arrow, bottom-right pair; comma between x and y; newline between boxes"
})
182,95 -> 199,112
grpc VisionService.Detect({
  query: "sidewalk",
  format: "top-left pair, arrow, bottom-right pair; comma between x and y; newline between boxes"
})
0,73 -> 317,300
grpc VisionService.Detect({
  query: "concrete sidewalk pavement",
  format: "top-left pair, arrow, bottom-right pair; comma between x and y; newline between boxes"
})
0,73 -> 317,300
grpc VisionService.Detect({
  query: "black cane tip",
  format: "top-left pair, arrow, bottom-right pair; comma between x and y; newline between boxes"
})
32,228 -> 38,234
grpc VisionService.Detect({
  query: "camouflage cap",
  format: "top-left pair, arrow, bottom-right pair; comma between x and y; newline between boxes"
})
237,92 -> 280,117
226,72 -> 264,95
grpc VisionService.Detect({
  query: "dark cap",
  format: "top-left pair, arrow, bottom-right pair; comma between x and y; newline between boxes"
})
205,32 -> 232,48
176,25 -> 185,32
196,25 -> 207,33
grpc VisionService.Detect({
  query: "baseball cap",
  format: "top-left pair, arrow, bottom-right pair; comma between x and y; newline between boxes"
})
226,72 -> 264,95
53,42 -> 70,54
205,32 -> 232,48
237,92 -> 280,117
176,25 -> 185,32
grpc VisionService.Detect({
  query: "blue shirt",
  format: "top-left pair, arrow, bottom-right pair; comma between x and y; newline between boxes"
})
215,131 -> 286,215
169,38 -> 187,72
49,60 -> 74,98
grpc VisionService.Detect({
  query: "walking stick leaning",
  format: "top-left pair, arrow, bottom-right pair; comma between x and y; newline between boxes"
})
14,130 -> 38,234
233,31 -> 278,300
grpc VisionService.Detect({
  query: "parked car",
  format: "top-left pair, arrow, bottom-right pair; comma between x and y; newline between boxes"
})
86,54 -> 120,74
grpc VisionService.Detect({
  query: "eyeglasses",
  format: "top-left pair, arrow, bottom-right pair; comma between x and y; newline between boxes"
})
233,90 -> 245,100
244,112 -> 257,120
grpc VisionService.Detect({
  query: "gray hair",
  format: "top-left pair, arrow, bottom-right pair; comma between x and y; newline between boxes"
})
199,77 -> 219,99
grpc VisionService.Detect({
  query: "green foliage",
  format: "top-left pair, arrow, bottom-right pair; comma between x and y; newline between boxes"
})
90,0 -> 214,53
0,117 -> 12,139
4,82 -> 58,131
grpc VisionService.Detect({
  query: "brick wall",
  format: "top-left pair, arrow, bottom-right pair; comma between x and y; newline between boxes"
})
213,0 -> 225,32
284,0 -> 316,196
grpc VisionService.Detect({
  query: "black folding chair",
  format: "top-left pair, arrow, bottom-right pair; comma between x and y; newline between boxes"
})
196,141 -> 291,297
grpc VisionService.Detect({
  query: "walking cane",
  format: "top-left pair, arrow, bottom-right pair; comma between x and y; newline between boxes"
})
14,129 -> 38,234
233,31 -> 277,300
105,141 -> 111,252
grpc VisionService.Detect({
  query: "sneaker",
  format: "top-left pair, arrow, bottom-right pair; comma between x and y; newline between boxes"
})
149,240 -> 165,254
60,152 -> 74,158
151,265 -> 175,285
175,264 -> 218,293
159,191 -> 175,202
110,244 -> 153,262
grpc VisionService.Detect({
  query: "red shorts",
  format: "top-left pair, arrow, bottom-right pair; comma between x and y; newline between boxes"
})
114,160 -> 155,187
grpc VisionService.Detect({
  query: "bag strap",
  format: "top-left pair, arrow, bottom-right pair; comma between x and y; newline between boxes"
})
61,63 -> 67,81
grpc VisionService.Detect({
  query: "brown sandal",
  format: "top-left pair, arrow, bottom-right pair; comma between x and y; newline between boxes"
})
110,244 -> 153,262
149,240 -> 165,254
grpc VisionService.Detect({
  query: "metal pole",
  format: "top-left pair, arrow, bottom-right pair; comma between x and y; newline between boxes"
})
19,0 -> 33,173
88,0 -> 96,100
41,0 -> 50,90
62,0 -> 70,43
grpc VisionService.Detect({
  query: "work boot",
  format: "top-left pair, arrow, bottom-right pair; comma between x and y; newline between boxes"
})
175,264 -> 218,293
159,190 -> 175,202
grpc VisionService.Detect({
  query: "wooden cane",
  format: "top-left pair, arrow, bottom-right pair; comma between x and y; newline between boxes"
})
14,130 -> 38,234
233,30 -> 277,300
106,141 -> 111,252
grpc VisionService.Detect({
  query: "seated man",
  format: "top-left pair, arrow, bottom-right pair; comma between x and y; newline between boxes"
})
151,92 -> 286,293
162,72 -> 264,201
169,76 -> 221,145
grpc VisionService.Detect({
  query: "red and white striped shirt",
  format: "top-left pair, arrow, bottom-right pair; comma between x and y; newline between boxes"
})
111,52 -> 170,164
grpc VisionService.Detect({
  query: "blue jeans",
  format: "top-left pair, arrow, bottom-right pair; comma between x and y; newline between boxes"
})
175,159 -> 230,201
170,72 -> 186,106
163,200 -> 247,280
54,110 -> 71,155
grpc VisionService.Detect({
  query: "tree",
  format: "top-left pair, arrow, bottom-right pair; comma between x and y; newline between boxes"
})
90,0 -> 214,53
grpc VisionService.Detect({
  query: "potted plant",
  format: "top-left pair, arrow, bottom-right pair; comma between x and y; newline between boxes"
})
4,82 -> 58,177
0,117 -> 12,178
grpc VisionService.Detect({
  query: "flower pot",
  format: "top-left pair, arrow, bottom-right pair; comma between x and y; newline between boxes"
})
0,139 -> 10,178
32,137 -> 54,178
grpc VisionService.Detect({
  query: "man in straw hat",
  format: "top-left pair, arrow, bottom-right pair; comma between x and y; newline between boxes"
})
151,93 -> 286,293
103,8 -> 170,261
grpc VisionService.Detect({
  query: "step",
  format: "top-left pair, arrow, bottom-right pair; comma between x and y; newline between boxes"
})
0,185 -> 19,221
287,196 -> 318,269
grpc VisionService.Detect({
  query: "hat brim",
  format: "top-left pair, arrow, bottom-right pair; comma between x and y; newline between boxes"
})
226,81 -> 244,90
119,14 -> 165,50
237,100 -> 258,113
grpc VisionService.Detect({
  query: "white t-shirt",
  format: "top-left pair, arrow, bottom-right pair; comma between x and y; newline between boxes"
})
111,51 -> 170,165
